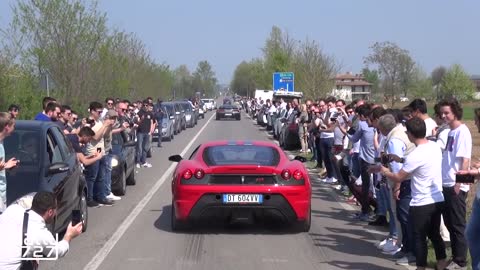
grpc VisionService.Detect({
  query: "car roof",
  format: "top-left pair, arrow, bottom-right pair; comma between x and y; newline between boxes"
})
14,120 -> 58,131
201,140 -> 279,148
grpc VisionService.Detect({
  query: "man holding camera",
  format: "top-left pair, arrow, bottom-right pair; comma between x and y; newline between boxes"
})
375,117 -> 447,270
376,114 -> 416,264
84,102 -> 115,207
0,191 -> 83,270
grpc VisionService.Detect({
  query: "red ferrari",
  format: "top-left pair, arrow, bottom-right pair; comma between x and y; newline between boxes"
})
168,140 -> 312,232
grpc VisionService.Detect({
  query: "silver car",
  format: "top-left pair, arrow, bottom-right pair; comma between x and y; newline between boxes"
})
159,109 -> 175,141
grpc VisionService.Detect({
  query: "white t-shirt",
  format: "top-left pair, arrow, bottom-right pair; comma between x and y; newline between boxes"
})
424,117 -> 438,137
402,141 -> 444,206
442,124 -> 472,192
320,108 -> 336,139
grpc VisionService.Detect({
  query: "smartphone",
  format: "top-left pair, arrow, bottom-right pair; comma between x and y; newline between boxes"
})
97,147 -> 101,153
72,210 -> 82,226
456,174 -> 475,184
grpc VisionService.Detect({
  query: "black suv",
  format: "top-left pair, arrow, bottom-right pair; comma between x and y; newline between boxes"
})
4,121 -> 88,233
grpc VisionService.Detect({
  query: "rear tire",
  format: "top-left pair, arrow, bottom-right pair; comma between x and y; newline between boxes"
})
171,201 -> 188,232
293,206 -> 311,233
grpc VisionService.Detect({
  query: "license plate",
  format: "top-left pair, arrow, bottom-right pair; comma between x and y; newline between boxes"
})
225,113 -> 232,116
223,194 -> 263,204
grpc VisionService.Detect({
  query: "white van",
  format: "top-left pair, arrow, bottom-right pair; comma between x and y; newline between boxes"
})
201,99 -> 216,110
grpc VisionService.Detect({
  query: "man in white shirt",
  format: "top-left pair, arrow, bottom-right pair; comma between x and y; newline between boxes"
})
408,99 -> 437,137
439,98 -> 470,270
377,117 -> 447,270
0,191 -> 82,270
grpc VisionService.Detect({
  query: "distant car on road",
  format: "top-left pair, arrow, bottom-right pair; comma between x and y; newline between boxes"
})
201,99 -> 216,111
216,104 -> 241,120
168,140 -> 311,232
4,121 -> 88,233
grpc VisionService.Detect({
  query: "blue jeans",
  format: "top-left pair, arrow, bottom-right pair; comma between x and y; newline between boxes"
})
377,183 -> 398,238
320,137 -> 335,178
467,191 -> 480,270
351,152 -> 360,178
102,152 -> 113,196
136,132 -> 150,164
84,160 -> 106,201
156,118 -> 162,146
397,181 -> 414,254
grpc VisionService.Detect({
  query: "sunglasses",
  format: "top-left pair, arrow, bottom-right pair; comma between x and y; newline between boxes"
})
72,117 -> 78,121
96,110 -> 103,114
107,102 -> 114,105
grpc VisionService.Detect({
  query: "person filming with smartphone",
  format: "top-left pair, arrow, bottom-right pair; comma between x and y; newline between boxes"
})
0,191 -> 83,270
370,117 -> 447,270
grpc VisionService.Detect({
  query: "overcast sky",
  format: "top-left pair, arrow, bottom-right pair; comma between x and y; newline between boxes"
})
1,0 -> 478,84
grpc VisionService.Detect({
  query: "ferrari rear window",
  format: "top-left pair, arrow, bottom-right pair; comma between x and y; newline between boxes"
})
203,145 -> 280,166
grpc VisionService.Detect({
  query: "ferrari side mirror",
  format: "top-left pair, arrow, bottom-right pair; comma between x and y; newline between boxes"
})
168,155 -> 183,162
293,156 -> 307,163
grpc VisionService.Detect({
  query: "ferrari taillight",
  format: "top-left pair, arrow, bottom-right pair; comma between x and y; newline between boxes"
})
194,169 -> 205,179
293,170 -> 303,180
281,169 -> 291,180
183,169 -> 193,180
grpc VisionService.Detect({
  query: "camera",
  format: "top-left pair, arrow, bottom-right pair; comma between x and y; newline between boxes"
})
374,154 -> 390,165
456,174 -> 475,183
72,210 -> 82,226
85,118 -> 96,127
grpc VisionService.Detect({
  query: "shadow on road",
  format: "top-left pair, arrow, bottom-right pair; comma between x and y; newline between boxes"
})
154,204 -> 306,236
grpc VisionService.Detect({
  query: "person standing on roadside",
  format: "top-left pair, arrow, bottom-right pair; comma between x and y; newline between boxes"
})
154,99 -> 165,148
457,107 -> 480,270
135,100 -> 154,168
84,102 -> 115,207
0,112 -> 19,213
375,117 -> 447,270
438,98 -> 470,270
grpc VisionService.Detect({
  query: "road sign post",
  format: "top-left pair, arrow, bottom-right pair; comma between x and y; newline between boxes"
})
273,72 -> 295,92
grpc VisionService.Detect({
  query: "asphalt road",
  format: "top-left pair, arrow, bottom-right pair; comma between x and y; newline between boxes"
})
42,106 -> 411,270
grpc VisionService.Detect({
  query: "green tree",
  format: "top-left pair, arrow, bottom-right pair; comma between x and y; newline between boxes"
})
441,64 -> 475,101
13,0 -> 108,103
262,26 -> 296,88
362,68 -> 379,99
409,68 -> 434,101
364,41 -> 416,106
431,66 -> 447,100
192,60 -> 217,98
292,38 -> 338,99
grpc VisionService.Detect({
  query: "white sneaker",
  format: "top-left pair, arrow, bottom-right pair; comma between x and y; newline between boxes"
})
376,238 -> 389,249
322,177 -> 338,184
136,163 -> 141,169
381,238 -> 399,253
106,193 -> 121,201
333,184 -> 342,190
142,162 -> 152,168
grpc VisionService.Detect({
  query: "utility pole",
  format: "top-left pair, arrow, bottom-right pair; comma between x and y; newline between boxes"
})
46,72 -> 50,97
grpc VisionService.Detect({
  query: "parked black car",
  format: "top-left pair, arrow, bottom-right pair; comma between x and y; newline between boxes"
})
111,132 -> 137,196
4,121 -> 88,233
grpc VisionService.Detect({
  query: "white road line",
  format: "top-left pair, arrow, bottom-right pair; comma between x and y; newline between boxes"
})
83,112 -> 216,270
